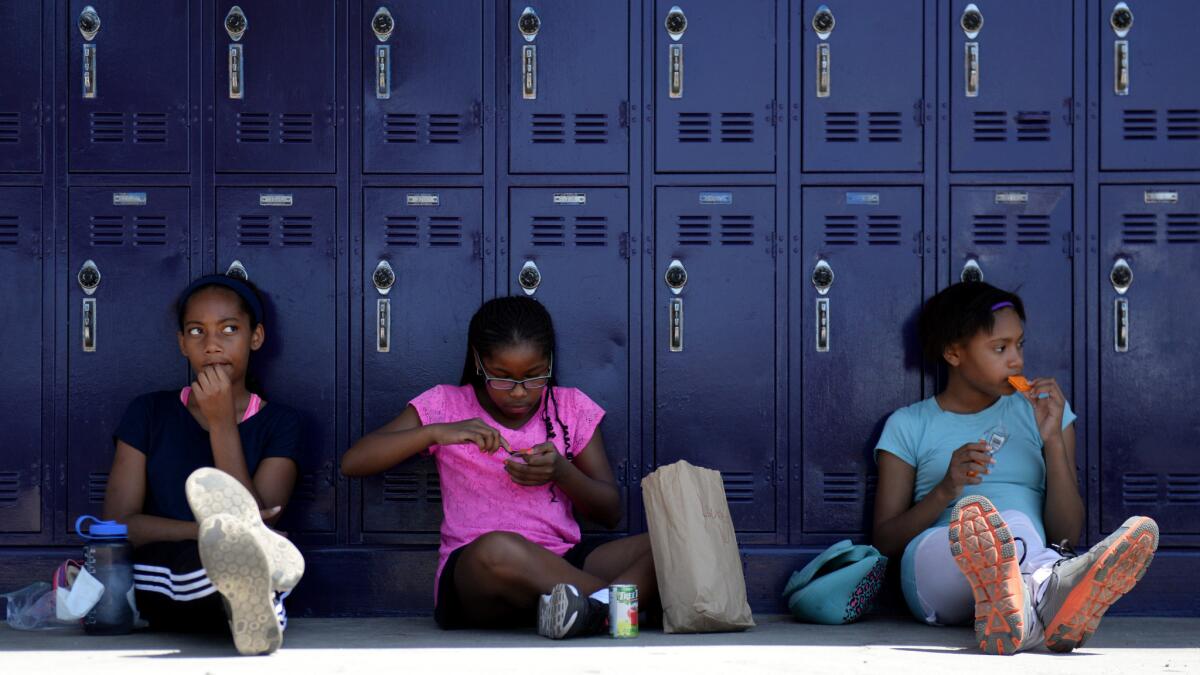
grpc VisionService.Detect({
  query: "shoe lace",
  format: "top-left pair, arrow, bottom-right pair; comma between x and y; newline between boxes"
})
1014,536 -> 1028,565
1049,538 -> 1077,558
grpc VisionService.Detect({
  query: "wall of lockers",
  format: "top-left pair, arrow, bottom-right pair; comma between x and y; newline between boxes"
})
1,0 -> 1198,616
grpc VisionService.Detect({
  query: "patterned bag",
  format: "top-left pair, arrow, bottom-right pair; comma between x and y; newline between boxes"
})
781,539 -> 888,624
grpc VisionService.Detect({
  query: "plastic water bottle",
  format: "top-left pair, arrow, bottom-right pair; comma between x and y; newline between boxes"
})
76,515 -> 134,635
984,424 -> 1010,458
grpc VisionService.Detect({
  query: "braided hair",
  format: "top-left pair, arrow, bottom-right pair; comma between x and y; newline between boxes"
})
460,296 -> 573,460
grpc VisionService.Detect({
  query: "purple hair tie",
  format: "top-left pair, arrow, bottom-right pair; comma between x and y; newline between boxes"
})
991,301 -> 1014,311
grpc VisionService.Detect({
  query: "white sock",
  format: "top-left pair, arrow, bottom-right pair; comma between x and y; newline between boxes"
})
588,588 -> 610,604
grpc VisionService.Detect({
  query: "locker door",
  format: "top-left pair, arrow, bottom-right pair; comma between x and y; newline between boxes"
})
362,1 -> 483,174
1100,185 -> 1200,537
801,0 -> 924,173
508,1 -> 629,174
361,188 -> 483,537
67,0 -> 190,173
800,187 -> 923,535
509,188 -> 631,531
1100,1 -> 1200,170
215,188 -> 337,534
949,0 -> 1073,172
0,188 -> 43,533
654,0 -> 776,173
67,187 -> 191,525
214,1 -> 336,173
654,187 -> 777,538
0,1 -> 42,173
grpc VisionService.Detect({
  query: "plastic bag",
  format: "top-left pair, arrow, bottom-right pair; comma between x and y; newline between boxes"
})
3,582 -> 71,631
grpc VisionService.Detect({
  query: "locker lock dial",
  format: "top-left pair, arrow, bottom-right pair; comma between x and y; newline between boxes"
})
961,5 -> 983,37
519,260 -> 542,295
225,6 -> 247,41
226,260 -> 249,281
664,259 -> 687,294
1110,258 -> 1133,294
372,260 -> 396,294
1111,3 -> 1133,35
518,7 -> 540,41
811,260 -> 834,295
78,6 -> 101,41
665,7 -> 687,39
961,259 -> 984,283
78,260 -> 101,295
372,7 -> 395,42
812,6 -> 835,38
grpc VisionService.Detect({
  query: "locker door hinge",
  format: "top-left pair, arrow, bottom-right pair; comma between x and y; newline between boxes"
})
914,98 -> 925,127
619,232 -> 631,259
1063,97 -> 1074,126
472,231 -> 483,260
913,231 -> 924,257
1062,232 -> 1073,259
769,99 -> 779,127
472,100 -> 484,129
767,459 -> 785,485
615,460 -> 627,486
619,100 -> 630,129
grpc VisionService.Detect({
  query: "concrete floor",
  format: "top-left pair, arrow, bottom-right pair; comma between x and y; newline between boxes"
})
1,615 -> 1197,674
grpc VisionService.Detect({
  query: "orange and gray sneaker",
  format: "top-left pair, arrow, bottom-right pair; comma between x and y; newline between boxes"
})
1035,516 -> 1159,652
949,495 -> 1032,655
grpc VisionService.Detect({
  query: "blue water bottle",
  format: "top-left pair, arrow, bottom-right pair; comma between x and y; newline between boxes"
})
76,515 -> 135,635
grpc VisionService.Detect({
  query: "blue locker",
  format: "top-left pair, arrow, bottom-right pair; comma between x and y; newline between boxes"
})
362,1 -> 483,174
1100,185 -> 1200,536
950,0 -> 1073,172
360,187 -> 483,537
0,188 -> 43,533
655,186 -> 778,538
654,0 -> 776,173
216,187 -> 337,534
214,1 -> 336,173
800,187 -> 923,535
67,187 -> 191,526
508,1 -> 629,174
1099,1 -> 1200,171
509,188 -> 631,531
67,1 -> 190,173
800,0 -> 924,173
0,1 -> 42,173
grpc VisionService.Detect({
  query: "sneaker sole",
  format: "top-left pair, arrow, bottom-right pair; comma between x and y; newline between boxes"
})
537,584 -> 579,640
1043,517 -> 1159,652
949,495 -> 1026,655
186,467 -> 305,592
198,514 -> 282,656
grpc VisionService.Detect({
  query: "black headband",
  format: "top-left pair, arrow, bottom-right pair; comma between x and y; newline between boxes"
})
177,274 -> 264,325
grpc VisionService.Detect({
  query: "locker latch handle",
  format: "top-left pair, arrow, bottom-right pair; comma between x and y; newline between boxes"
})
816,298 -> 830,352
965,42 -> 980,98
522,45 -> 537,100
816,44 -> 831,98
669,297 -> 684,352
229,44 -> 245,99
376,45 -> 392,99
1114,41 -> 1130,96
669,43 -> 684,99
82,44 -> 98,99
1114,298 -> 1129,352
82,298 -> 97,353
377,299 -> 391,353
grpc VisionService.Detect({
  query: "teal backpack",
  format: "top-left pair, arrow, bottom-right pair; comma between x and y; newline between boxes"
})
781,540 -> 888,624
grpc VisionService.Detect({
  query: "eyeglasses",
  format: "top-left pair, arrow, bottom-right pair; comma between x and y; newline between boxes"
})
474,351 -> 553,391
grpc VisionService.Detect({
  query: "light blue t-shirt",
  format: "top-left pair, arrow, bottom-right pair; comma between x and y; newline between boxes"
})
875,393 -> 1076,544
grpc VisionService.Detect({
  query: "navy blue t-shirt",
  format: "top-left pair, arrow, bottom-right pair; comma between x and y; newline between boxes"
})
113,390 -> 303,522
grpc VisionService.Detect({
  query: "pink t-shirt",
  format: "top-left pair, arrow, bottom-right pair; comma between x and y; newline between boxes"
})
409,384 -> 605,599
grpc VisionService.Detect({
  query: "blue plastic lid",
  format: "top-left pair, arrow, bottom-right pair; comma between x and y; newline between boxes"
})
75,515 -> 128,539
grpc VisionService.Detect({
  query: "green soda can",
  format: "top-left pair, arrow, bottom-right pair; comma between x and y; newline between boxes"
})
609,584 -> 638,638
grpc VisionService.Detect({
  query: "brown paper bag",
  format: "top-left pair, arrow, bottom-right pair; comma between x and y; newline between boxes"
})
642,460 -> 755,633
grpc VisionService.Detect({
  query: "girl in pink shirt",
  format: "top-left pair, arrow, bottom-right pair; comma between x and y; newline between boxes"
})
342,296 -> 657,638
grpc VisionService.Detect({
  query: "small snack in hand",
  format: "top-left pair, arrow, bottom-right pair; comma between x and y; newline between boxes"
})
1007,375 -> 1032,392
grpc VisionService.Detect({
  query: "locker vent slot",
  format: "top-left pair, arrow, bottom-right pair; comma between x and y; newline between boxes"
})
428,216 -> 462,247
972,214 -> 1006,245
822,472 -> 860,504
719,112 -> 754,143
573,114 -> 608,145
824,112 -> 858,143
1121,213 -> 1157,245
573,216 -> 607,247
1015,111 -> 1051,142
531,216 -> 566,246
677,112 -> 711,143
677,214 -> 712,246
1167,109 -> 1200,140
1166,214 -> 1200,244
382,472 -> 441,503
531,114 -> 565,144
972,111 -> 1006,142
867,215 -> 902,245
1015,215 -> 1052,245
428,114 -> 462,144
722,472 -> 755,504
1121,473 -> 1158,505
0,215 -> 18,247
867,112 -> 902,143
1167,474 -> 1200,504
237,214 -> 272,246
426,472 -> 442,503
88,472 -> 108,503
90,215 -> 125,246
0,472 -> 17,504
236,112 -> 271,143
1122,109 -> 1157,141
133,216 -> 167,246
90,112 -> 125,144
279,113 -> 315,144
281,216 -> 314,247
719,215 -> 754,246
132,112 -> 168,144
384,114 -> 419,143
292,472 -> 318,502
384,216 -> 419,247
0,112 -> 18,144
824,215 -> 857,246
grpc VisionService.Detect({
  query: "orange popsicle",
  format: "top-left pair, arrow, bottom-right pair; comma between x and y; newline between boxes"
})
1008,375 -> 1032,392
